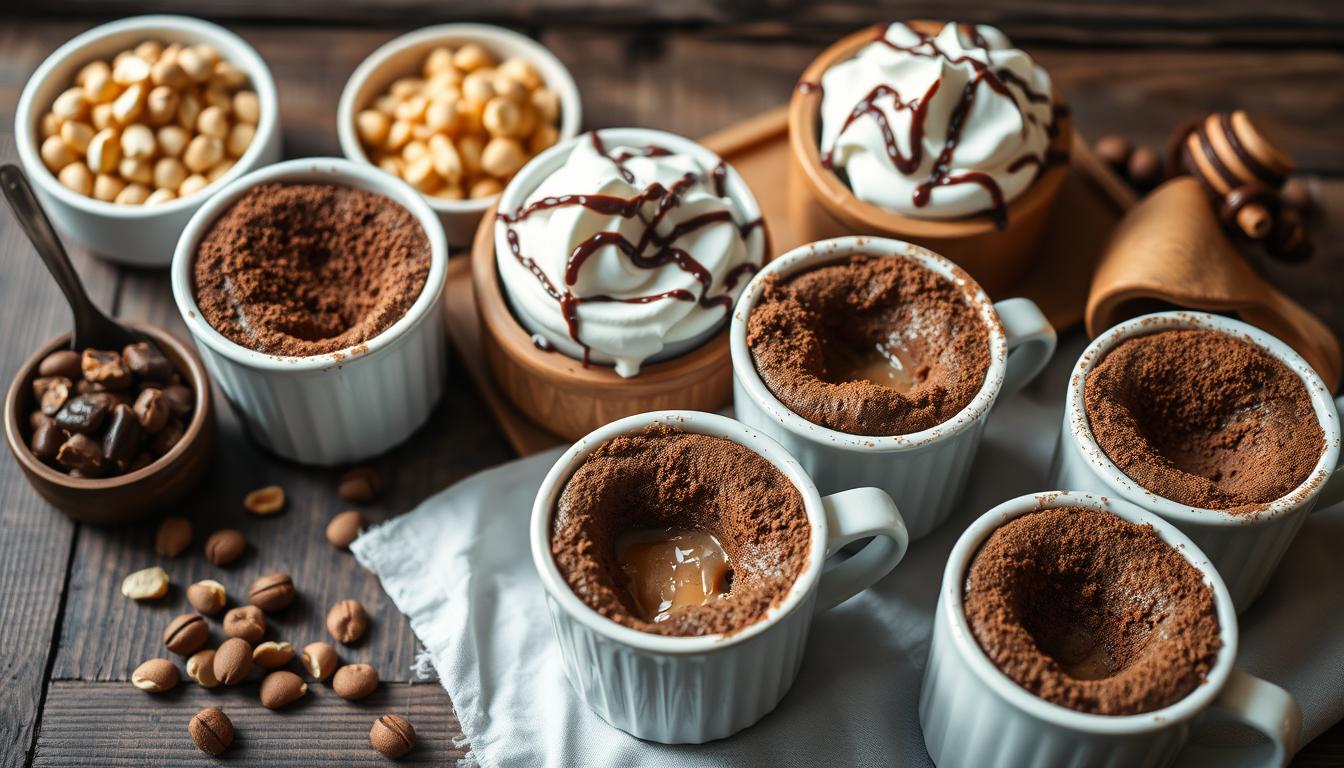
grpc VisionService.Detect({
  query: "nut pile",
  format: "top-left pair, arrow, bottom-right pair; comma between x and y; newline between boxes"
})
27,344 -> 195,477
38,39 -> 258,205
355,43 -> 561,201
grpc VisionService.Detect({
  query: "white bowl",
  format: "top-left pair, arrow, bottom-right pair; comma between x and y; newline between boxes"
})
15,15 -> 282,268
337,23 -> 582,247
170,158 -> 449,466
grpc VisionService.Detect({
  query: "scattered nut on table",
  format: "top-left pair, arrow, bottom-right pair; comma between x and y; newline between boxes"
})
121,566 -> 169,600
186,648 -> 220,688
153,515 -> 192,557
326,510 -> 366,549
247,571 -> 295,612
301,641 -> 340,681
252,640 -> 295,668
370,713 -> 416,758
337,465 -> 382,502
243,484 -> 285,515
186,578 -> 228,615
333,662 -> 379,701
131,658 -> 178,692
189,707 -> 234,756
163,612 -> 210,656
222,604 -> 267,643
327,598 -> 370,644
204,528 -> 246,565
213,636 -> 253,686
259,669 -> 307,709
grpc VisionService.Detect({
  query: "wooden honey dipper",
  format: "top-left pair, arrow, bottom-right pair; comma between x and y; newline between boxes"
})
1168,110 -> 1309,260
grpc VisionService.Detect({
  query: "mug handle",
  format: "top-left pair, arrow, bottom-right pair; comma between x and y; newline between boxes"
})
1174,670 -> 1302,768
1311,397 -> 1344,510
993,297 -> 1057,399
814,487 -> 910,613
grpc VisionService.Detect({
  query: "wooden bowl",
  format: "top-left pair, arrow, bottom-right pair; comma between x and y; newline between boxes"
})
3,325 -> 216,525
470,202 -> 746,441
786,22 -> 1072,296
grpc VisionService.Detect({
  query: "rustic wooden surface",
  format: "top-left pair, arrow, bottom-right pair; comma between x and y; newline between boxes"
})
1,8 -> 1342,767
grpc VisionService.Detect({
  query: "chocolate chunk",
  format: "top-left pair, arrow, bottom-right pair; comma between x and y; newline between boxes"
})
81,349 -> 131,390
133,388 -> 170,433
161,384 -> 195,419
151,419 -> 185,457
30,421 -> 66,461
54,393 -> 111,434
103,404 -> 143,470
38,349 -> 81,379
123,342 -> 173,382
57,432 -> 104,474
33,376 -> 71,416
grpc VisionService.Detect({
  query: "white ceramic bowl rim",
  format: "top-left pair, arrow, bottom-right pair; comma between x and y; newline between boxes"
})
169,157 -> 449,372
1065,311 -> 1341,525
493,126 -> 768,367
15,15 -> 280,219
729,235 -> 1010,452
942,490 -> 1240,734
336,23 -> 583,214
529,410 -> 830,656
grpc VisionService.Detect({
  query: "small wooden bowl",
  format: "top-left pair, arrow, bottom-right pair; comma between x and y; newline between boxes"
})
787,23 -> 1072,296
470,203 -> 741,441
3,325 -> 216,524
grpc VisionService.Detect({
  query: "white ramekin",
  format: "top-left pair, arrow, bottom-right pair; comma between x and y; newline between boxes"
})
15,15 -> 282,268
494,126 -> 767,370
730,236 -> 1057,540
337,23 -> 582,246
531,410 -> 909,744
1050,311 -> 1344,614
170,157 -> 448,466
920,490 -> 1301,768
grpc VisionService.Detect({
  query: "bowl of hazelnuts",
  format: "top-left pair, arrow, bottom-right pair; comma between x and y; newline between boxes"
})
3,326 -> 215,524
14,15 -> 282,267
337,24 -> 582,246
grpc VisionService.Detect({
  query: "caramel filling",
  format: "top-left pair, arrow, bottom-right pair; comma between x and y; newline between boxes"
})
616,528 -> 732,623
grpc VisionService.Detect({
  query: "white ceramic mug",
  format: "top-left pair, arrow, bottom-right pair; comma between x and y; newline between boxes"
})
530,410 -> 910,744
1050,311 -> 1344,613
921,490 -> 1302,768
171,158 -> 449,466
730,236 -> 1057,540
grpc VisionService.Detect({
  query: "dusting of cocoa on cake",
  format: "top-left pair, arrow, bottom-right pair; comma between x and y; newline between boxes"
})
964,507 -> 1221,716
550,424 -> 810,637
746,254 -> 990,436
193,182 -> 431,357
1085,329 -> 1323,512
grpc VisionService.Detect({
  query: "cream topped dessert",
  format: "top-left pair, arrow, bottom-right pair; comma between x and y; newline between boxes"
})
816,22 -> 1059,225
497,131 -> 763,377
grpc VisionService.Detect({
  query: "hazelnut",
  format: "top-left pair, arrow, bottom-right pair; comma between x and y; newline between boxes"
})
40,135 -> 75,172
243,484 -> 285,515
469,177 -> 503,200
301,641 -> 340,681
481,137 -> 526,179
204,528 -> 246,565
153,515 -> 192,557
326,510 -> 366,549
115,183 -> 151,205
57,163 -> 93,196
247,572 -> 295,612
189,707 -> 234,756
163,613 -> 210,656
157,125 -> 189,158
252,640 -> 295,668
327,599 -> 369,644
233,90 -> 260,124
370,714 -> 416,758
186,649 -> 220,688
183,134 -> 224,173
453,43 -> 494,73
121,566 -> 169,601
178,173 -> 209,197
131,658 -> 178,693
92,173 -> 125,202
120,123 -> 157,159
333,663 -> 379,700
144,188 -> 177,206
499,57 -> 542,90
356,110 -> 390,147
259,670 -> 307,709
213,637 -> 253,685
187,579 -> 228,615
222,604 -> 266,643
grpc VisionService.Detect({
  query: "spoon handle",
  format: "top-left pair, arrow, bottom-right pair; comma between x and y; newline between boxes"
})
0,164 -> 111,343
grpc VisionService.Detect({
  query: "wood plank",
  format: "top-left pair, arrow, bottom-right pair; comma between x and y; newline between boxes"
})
12,2 -> 1344,47
33,681 -> 464,766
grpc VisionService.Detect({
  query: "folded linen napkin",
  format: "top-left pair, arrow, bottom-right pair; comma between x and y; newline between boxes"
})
353,335 -> 1344,767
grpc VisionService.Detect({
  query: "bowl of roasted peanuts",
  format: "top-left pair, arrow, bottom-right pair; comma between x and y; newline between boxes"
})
14,15 -> 282,267
338,24 -> 582,245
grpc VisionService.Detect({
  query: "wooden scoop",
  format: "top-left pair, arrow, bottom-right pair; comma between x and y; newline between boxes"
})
1086,176 -> 1341,391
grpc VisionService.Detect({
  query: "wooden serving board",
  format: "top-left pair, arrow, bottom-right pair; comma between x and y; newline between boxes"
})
443,107 -> 1137,456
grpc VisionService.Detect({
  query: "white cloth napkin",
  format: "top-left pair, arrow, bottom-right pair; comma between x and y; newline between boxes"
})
352,335 -> 1344,768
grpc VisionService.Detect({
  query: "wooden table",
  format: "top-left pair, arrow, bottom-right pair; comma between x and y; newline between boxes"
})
2,5 -> 1342,765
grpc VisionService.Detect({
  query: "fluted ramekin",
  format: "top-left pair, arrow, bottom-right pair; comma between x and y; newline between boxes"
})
170,158 -> 448,466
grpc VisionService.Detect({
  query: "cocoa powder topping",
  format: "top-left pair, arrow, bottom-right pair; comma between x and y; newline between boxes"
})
746,254 -> 990,436
1085,329 -> 1323,512
193,183 -> 431,357
965,507 -> 1221,715
550,424 -> 810,637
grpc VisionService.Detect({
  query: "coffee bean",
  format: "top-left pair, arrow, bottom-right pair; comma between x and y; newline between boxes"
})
131,658 -> 178,693
327,599 -> 369,644
102,403 -> 141,470
187,579 -> 227,615
161,384 -> 195,419
133,388 -> 170,433
223,604 -> 266,643
154,516 -> 193,558
33,376 -> 71,415
338,465 -> 382,502
122,341 -> 173,382
243,485 -> 285,516
56,432 -> 104,474
259,670 -> 307,709
54,393 -> 111,434
247,572 -> 295,612
252,640 -> 294,668
30,421 -> 66,461
121,566 -> 170,600
301,641 -> 339,681
30,411 -> 53,430
213,637 -> 253,685
164,613 -> 209,656
326,510 -> 366,549
186,649 -> 220,688
1127,146 -> 1162,189
81,348 -> 131,389
333,663 -> 379,700
38,349 -> 81,380
1094,134 -> 1132,168
204,529 -> 246,566
370,714 -> 416,758
189,707 -> 234,756
150,418 -> 185,457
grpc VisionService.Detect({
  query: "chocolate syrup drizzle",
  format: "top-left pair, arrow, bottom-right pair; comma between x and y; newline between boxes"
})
498,132 -> 762,366
806,23 -> 1061,229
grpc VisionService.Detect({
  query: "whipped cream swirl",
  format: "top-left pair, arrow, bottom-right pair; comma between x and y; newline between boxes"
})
818,22 -> 1058,222
497,133 -> 762,377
